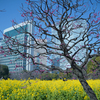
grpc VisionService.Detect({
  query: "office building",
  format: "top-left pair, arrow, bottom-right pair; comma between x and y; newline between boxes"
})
0,21 -> 41,72
0,38 -> 3,45
51,57 -> 60,73
0,38 -> 3,65
26,39 -> 47,71
0,21 -> 33,72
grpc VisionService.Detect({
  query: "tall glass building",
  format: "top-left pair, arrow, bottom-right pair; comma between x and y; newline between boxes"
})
0,38 -> 3,45
32,39 -> 47,71
0,21 -> 34,72
0,21 -> 47,72
0,38 -> 3,65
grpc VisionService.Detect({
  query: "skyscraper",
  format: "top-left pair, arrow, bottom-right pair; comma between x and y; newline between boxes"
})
0,38 -> 3,45
26,39 -> 47,71
0,38 -> 3,65
0,21 -> 47,72
0,21 -> 34,72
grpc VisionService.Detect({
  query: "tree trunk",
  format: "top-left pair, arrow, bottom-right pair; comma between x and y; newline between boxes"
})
73,67 -> 98,100
78,76 -> 98,100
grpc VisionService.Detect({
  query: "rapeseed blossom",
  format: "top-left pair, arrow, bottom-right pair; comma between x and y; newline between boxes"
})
0,79 -> 100,100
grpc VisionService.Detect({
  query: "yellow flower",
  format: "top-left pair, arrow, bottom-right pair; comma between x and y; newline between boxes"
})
84,95 -> 88,100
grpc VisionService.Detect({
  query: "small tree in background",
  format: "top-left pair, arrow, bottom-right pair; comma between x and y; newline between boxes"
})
0,0 -> 100,100
0,64 -> 9,79
87,56 -> 100,74
86,56 -> 100,79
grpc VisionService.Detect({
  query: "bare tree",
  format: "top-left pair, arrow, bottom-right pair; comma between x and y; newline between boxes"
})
0,0 -> 100,100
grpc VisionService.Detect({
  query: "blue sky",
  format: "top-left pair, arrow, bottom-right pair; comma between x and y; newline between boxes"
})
0,0 -> 27,38
0,0 -> 100,38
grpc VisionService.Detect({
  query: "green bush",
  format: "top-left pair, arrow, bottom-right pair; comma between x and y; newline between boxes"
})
59,72 -> 73,79
38,71 -> 73,80
0,64 -> 9,79
86,56 -> 100,74
38,72 -> 59,80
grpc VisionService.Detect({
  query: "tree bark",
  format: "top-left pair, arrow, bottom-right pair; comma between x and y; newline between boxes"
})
73,67 -> 98,100
78,77 -> 98,100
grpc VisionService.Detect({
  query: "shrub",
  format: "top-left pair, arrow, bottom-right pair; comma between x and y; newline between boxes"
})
59,72 -> 73,80
86,56 -> 100,74
9,68 -> 74,80
0,64 -> 9,79
38,71 -> 73,80
38,72 -> 59,80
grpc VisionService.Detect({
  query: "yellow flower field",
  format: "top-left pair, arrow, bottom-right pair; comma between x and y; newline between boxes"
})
0,78 -> 100,100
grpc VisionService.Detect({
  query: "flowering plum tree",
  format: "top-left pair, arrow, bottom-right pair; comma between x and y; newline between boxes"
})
0,0 -> 100,100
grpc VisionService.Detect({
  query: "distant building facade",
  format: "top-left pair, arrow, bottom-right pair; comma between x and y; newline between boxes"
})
26,39 -> 47,71
51,57 -> 60,73
0,34 -> 26,72
0,38 -> 3,65
52,57 -> 60,67
0,38 -> 3,45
